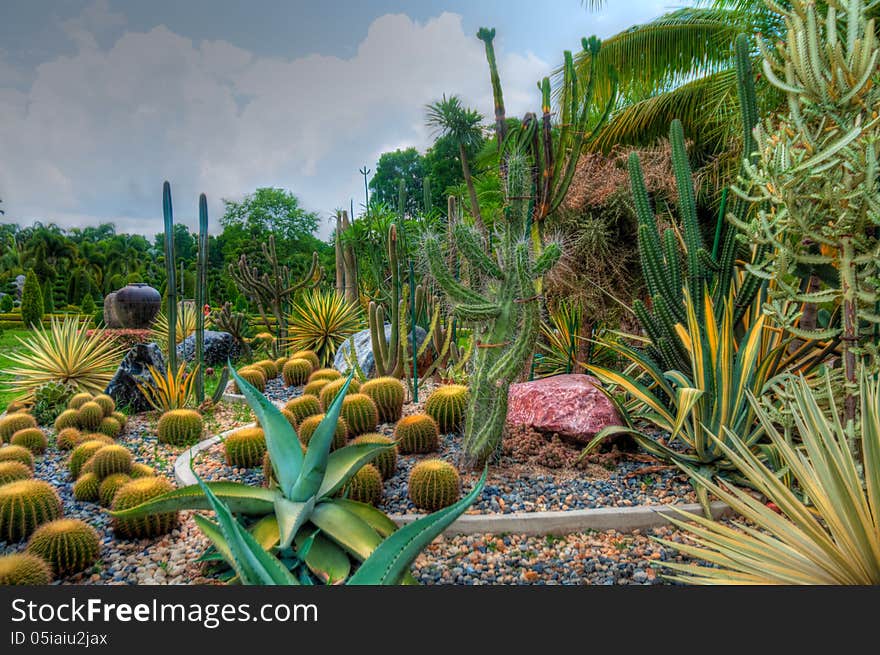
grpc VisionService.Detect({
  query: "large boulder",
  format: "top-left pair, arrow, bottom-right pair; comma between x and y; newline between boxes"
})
334,324 -> 429,378
176,330 -> 237,366
506,374 -> 622,445
103,292 -> 122,328
103,343 -> 166,413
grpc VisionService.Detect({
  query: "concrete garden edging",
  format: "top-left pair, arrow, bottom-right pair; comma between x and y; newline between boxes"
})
174,429 -> 732,536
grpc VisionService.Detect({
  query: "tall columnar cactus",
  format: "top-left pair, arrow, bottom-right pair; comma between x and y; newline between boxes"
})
369,223 -> 405,378
629,33 -> 761,372
425,154 -> 560,466
229,234 -> 322,353
162,181 -> 178,374
731,0 -> 880,450
195,194 -> 209,403
335,210 -> 358,305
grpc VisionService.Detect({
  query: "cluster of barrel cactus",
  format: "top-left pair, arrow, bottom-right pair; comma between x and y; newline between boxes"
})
52,392 -> 125,439
283,395 -> 322,428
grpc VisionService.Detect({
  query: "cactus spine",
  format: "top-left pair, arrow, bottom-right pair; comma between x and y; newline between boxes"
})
0,445 -> 35,469
424,384 -> 469,434
77,401 -> 103,431
407,459 -> 461,512
393,413 -> 439,454
319,377 -> 361,410
89,445 -> 132,479
55,427 -> 82,450
195,193 -> 209,403
0,553 -> 53,585
99,474 -> 132,507
283,395 -> 322,428
297,414 -> 348,450
233,367 -> 266,393
0,461 -> 31,485
162,181 -> 178,373
282,358 -> 312,386
157,409 -> 204,446
68,440 -> 107,479
340,394 -> 379,436
425,154 -> 559,466
54,410 -> 80,432
0,413 -> 37,442
26,518 -> 100,576
361,377 -> 405,423
10,428 -> 47,454
73,473 -> 100,502
343,464 -> 383,505
224,428 -> 267,469
351,433 -> 397,479
111,477 -> 179,539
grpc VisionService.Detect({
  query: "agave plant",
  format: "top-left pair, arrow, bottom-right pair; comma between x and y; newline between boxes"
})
535,301 -> 617,378
111,366 -> 476,583
659,371 -> 880,584
137,363 -> 197,412
287,289 -> 362,366
151,301 -> 198,349
0,316 -> 124,400
582,291 -> 795,513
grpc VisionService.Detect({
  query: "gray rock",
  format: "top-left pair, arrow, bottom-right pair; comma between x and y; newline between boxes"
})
176,330 -> 237,366
104,343 -> 166,413
334,323 -> 428,378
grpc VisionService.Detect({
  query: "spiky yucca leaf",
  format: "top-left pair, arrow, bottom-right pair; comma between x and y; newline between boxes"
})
287,290 -> 362,366
151,302 -> 198,348
137,363 -> 197,412
0,317 -> 124,400
659,371 -> 880,585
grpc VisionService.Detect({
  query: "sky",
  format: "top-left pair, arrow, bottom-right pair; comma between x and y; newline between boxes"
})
0,0 -> 683,239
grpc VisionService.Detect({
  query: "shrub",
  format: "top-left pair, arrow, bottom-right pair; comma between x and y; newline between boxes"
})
407,459 -> 461,512
361,377 -> 405,424
342,464 -> 383,505
157,409 -> 204,446
319,377 -> 361,410
297,414 -> 348,450
55,427 -> 82,450
77,401 -> 104,431
393,414 -> 439,454
0,413 -> 37,442
0,479 -> 63,542
26,518 -> 100,576
0,553 -> 53,585
10,428 -> 48,454
72,473 -> 100,502
20,270 -> 44,328
89,445 -> 132,479
99,474 -> 132,507
111,477 -> 179,539
80,294 -> 95,315
350,433 -> 397,479
68,440 -> 108,479
0,294 -> 12,312
0,445 -> 34,470
224,428 -> 266,468
424,385 -> 469,434
0,461 -> 31,485
283,395 -> 322,428
0,317 -> 123,398
341,394 -> 378,436
32,381 -> 76,426
282,358 -> 312,386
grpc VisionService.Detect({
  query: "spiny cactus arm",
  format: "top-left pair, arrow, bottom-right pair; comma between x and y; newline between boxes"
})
477,27 -> 507,150
662,229 -> 682,298
195,193 -> 208,404
285,252 -> 323,294
669,120 -> 705,309
532,242 -> 561,278
452,223 -> 503,279
424,234 -> 492,306
487,246 -> 539,381
454,303 -> 503,322
162,181 -> 178,373
638,223 -> 675,306
369,302 -> 398,378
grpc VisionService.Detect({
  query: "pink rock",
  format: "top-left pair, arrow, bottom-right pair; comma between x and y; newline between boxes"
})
506,374 -> 621,445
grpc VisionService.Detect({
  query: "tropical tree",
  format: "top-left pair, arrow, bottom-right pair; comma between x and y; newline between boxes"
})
367,148 -> 425,215
425,95 -> 486,232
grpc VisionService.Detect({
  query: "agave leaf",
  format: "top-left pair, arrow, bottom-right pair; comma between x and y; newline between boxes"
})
275,496 -> 315,550
192,469 -> 299,585
250,515 -> 281,550
229,363 -> 304,495
348,468 -> 488,585
108,481 -> 276,518
290,371 -> 353,501
310,501 -> 384,561
331,498 -> 400,537
317,442 -> 397,500
294,531 -> 351,584
193,514 -> 234,569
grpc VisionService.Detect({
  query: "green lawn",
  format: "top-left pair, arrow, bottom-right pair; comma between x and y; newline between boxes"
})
0,328 -> 30,413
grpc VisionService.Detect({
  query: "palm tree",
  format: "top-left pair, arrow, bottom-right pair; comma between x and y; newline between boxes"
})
564,0 -> 782,160
425,95 -> 486,233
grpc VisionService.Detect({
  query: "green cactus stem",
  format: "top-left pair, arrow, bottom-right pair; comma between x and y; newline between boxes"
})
162,181 -> 178,373
195,193 -> 209,403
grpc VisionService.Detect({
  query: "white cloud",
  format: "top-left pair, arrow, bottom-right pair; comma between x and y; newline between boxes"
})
0,8 -> 549,238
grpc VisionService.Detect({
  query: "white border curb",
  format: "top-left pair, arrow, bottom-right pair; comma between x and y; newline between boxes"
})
173,430 -> 732,536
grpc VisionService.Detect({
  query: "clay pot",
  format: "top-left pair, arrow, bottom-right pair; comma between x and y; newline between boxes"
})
113,283 -> 161,328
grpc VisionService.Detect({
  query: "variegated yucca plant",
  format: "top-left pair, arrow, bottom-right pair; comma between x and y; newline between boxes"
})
151,301 -> 198,351
0,316 -> 124,400
112,366 -> 484,584
582,290 -> 794,513
660,370 -> 880,585
137,363 -> 198,412
287,289 -> 362,367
